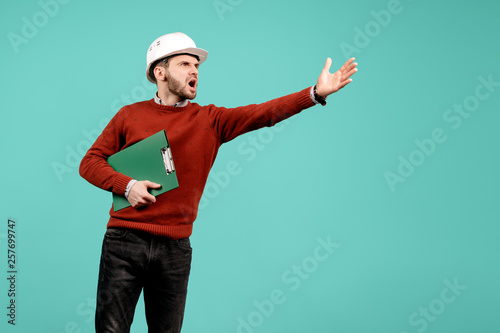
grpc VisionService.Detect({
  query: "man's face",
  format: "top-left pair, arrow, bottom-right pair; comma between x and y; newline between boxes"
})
163,54 -> 200,101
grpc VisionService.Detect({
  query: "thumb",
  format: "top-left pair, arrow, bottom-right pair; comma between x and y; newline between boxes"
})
322,57 -> 332,73
144,181 -> 162,189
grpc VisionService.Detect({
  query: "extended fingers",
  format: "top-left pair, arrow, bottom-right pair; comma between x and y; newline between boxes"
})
323,57 -> 333,73
342,60 -> 357,74
340,57 -> 356,72
337,78 -> 353,90
336,58 -> 357,83
343,65 -> 358,80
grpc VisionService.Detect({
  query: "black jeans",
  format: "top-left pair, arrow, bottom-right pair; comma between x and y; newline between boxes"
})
95,227 -> 192,333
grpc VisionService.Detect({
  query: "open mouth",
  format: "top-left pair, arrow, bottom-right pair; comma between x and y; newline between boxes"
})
188,78 -> 197,89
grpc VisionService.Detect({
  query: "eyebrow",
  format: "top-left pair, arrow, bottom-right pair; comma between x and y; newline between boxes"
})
178,60 -> 199,66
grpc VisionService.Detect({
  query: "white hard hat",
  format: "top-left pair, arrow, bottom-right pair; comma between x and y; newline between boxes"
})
146,32 -> 208,83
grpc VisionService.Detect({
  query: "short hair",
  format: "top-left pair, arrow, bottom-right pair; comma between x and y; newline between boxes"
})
150,53 -> 200,83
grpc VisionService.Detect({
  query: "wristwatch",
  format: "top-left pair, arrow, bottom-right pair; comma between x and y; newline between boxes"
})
313,85 -> 327,106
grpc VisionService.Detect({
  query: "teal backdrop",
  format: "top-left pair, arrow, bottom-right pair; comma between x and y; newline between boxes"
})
1,0 -> 499,332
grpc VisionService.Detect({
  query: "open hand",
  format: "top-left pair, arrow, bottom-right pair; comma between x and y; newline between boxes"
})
316,57 -> 358,98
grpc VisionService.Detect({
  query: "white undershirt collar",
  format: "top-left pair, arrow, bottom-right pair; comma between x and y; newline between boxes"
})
154,92 -> 188,107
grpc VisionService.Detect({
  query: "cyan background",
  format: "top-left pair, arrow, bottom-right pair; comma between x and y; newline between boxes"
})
1,0 -> 499,332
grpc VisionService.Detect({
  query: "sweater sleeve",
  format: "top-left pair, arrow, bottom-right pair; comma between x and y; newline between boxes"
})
206,87 -> 316,143
79,109 -> 133,196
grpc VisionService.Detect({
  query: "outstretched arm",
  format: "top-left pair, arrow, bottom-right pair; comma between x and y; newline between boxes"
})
316,57 -> 358,98
206,58 -> 357,143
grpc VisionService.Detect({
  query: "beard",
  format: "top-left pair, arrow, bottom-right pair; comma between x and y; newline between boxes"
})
166,72 -> 196,101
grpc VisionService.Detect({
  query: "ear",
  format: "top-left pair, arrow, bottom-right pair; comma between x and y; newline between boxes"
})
154,66 -> 167,82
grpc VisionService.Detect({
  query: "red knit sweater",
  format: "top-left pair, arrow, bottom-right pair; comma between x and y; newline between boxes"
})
79,87 -> 316,239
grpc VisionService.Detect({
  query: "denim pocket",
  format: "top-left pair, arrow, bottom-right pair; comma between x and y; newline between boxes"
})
104,228 -> 128,239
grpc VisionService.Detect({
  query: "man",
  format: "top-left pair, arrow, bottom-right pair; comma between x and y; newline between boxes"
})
79,32 -> 357,333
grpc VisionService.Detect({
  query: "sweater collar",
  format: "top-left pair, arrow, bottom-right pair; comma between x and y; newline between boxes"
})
149,98 -> 192,112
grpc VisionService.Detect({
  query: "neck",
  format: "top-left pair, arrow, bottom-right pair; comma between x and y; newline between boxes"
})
157,86 -> 182,105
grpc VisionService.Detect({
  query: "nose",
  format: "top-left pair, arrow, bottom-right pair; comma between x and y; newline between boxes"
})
190,65 -> 198,76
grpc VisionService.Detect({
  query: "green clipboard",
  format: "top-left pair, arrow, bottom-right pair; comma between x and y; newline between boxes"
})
107,130 -> 179,211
